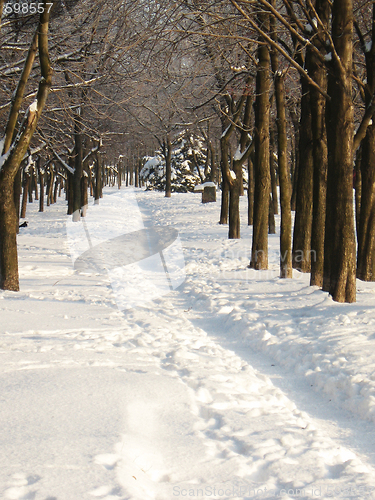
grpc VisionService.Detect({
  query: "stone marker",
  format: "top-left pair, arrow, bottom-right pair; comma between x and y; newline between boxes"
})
202,183 -> 216,203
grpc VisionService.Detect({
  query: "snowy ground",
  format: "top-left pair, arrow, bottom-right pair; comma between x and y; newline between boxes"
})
1,188 -> 375,500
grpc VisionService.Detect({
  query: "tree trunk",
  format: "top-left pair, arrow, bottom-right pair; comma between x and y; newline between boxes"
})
72,115 -> 83,220
21,170 -> 30,219
81,174 -> 88,217
28,172 -> 33,203
38,160 -> 44,213
289,107 -> 300,212
292,79 -> 313,272
250,14 -> 270,269
229,176 -> 240,238
355,147 -> 362,237
95,152 -> 102,202
46,166 -> 55,207
356,4 -> 375,281
0,178 -> 19,290
323,0 -> 356,303
357,125 -> 375,280
53,177 -> 59,204
270,10 -> 292,278
268,194 -> 276,234
275,73 -> 292,278
14,168 -> 22,232
67,171 -> 74,214
247,156 -> 254,225
229,92 -> 252,239
220,176 -> 229,225
89,167 -> 94,196
33,167 -> 38,200
269,128 -> 278,215
219,134 -> 230,225
209,141 -> 217,183
0,3 -> 52,290
165,135 -> 172,197
309,0 -> 330,287
135,158 -> 140,188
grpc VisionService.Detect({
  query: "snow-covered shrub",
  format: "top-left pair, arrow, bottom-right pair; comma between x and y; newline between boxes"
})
140,132 -> 207,192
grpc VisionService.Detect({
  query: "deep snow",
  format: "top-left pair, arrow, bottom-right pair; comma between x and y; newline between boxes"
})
1,188 -> 375,499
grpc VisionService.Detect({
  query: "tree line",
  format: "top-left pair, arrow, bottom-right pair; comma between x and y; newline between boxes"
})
0,0 -> 374,304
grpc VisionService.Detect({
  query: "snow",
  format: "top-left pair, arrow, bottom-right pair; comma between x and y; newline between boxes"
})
53,150 -> 75,175
24,154 -> 34,173
324,53 -> 332,62
2,188 -> 375,498
233,145 -> 242,161
365,41 -> 373,53
29,100 -> 38,113
194,182 -> 216,191
0,135 -> 5,156
234,144 -> 252,164
230,65 -> 246,73
143,156 -> 161,171
221,125 -> 230,138
0,139 -> 12,171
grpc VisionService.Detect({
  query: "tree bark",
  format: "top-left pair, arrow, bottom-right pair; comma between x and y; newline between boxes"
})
269,128 -> 278,215
247,156 -> 254,225
289,106 -> 299,212
209,141 -> 217,183
0,176 -> 19,290
81,174 -> 88,216
270,9 -> 292,278
95,152 -> 102,202
28,170 -> 33,203
219,138 -> 230,225
21,170 -> 30,219
323,0 -> 356,303
38,159 -> 44,213
14,168 -> 22,232
292,79 -> 313,272
165,135 -> 172,197
229,91 -> 252,239
72,114 -> 83,220
220,175 -> 229,225
33,167 -> 38,201
268,194 -> 276,234
308,0 -> 330,287
250,13 -> 270,269
135,158 -> 140,188
356,3 -> 375,281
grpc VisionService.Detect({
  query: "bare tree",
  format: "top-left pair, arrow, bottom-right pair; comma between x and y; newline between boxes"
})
0,1 -> 53,291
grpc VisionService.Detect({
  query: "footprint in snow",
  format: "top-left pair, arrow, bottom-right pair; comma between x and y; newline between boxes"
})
4,473 -> 40,500
89,484 -> 123,497
94,453 -> 119,470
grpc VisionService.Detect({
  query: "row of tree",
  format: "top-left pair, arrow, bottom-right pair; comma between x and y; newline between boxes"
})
1,0 -> 375,304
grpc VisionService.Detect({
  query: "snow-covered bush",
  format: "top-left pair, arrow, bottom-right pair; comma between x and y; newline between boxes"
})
140,132 -> 207,192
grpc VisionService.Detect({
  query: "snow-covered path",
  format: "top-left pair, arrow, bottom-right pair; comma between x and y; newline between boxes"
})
1,188 -> 375,499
